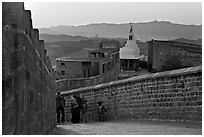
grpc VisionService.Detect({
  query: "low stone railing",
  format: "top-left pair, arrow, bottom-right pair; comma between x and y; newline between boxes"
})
56,63 -> 120,91
61,66 -> 202,123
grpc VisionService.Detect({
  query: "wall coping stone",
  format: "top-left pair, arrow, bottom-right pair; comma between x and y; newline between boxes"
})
56,74 -> 101,83
61,65 -> 202,95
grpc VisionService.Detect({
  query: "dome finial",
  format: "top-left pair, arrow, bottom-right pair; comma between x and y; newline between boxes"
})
129,22 -> 133,33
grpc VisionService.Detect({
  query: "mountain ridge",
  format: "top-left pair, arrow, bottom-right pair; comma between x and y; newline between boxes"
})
44,21 -> 202,28
39,21 -> 201,42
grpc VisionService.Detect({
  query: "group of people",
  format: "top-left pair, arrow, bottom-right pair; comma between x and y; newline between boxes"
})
56,92 -> 107,124
70,93 -> 88,124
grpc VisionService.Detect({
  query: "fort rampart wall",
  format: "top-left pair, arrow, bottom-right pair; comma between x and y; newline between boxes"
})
2,2 -> 56,134
62,66 -> 202,123
56,63 -> 120,91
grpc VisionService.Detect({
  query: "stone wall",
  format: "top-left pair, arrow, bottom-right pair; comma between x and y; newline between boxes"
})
56,63 -> 120,91
2,2 -> 56,135
56,61 -> 82,79
61,66 -> 202,123
148,40 -> 202,72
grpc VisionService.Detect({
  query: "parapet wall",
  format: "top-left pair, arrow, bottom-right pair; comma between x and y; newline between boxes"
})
56,63 -> 120,91
2,2 -> 56,135
62,66 -> 202,123
148,40 -> 202,72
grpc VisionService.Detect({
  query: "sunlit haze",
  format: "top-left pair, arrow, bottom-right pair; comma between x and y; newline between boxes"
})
24,2 -> 202,28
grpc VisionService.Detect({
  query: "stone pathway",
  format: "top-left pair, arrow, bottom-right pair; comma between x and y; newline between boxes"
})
51,120 -> 202,135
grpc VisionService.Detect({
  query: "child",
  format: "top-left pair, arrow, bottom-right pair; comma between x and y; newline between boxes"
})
97,101 -> 107,122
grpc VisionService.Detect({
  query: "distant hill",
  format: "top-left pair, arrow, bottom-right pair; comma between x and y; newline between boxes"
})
40,34 -> 89,42
45,40 -> 96,65
39,28 -> 62,35
39,21 -> 202,42
40,33 -> 127,43
172,38 -> 202,45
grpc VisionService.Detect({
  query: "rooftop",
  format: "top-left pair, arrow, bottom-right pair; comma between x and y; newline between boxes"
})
56,56 -> 110,63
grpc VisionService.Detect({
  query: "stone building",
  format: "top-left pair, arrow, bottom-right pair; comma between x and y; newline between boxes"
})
56,41 -> 120,79
148,39 -> 202,72
2,2 -> 56,134
120,23 -> 143,71
55,41 -> 120,91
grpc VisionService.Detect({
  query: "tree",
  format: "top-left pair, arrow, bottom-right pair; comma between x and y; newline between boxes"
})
160,50 -> 196,71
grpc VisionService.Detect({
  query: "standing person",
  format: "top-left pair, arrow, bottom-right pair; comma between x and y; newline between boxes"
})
97,101 -> 107,122
56,92 -> 66,124
70,94 -> 79,124
81,99 -> 88,123
75,93 -> 83,123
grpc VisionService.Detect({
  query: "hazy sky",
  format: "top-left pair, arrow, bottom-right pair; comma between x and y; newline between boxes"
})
24,2 -> 202,28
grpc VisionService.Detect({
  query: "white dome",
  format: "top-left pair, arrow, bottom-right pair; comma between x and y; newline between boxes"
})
120,40 -> 140,59
120,23 -> 141,59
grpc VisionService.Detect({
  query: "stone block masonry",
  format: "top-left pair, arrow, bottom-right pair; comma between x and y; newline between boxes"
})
62,66 -> 202,123
2,2 -> 56,134
56,63 -> 120,91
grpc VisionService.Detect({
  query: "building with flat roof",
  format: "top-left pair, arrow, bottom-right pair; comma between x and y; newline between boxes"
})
148,39 -> 202,72
56,41 -> 120,80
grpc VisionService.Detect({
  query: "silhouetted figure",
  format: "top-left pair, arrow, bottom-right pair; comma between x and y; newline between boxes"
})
97,101 -> 107,122
70,93 -> 80,124
75,93 -> 83,123
56,92 -> 65,124
81,99 -> 88,123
